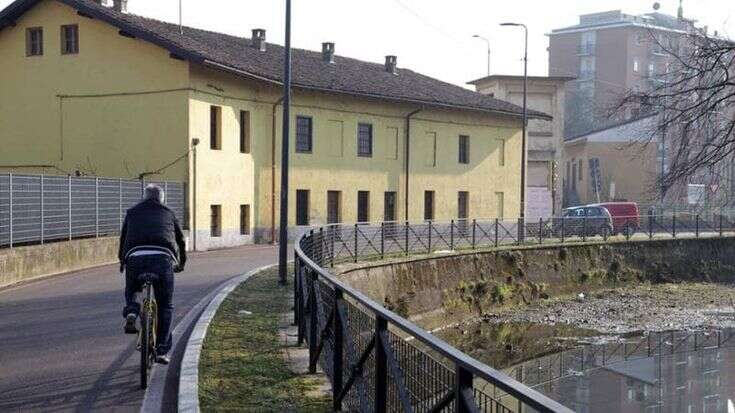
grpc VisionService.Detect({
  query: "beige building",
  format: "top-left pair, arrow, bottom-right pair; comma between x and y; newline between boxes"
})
469,75 -> 573,217
0,0 -> 548,250
563,115 -> 658,206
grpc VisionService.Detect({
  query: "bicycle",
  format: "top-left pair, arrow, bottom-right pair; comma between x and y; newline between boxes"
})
136,272 -> 159,390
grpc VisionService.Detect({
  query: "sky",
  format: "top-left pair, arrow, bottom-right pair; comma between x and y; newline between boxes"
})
2,0 -> 734,88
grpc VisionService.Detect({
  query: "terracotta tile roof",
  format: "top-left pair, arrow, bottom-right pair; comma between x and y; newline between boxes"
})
1,0 -> 550,119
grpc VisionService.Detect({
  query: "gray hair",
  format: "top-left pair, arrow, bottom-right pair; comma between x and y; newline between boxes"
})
143,184 -> 165,204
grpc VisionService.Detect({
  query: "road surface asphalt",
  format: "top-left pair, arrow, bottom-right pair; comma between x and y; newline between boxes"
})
0,244 -> 279,412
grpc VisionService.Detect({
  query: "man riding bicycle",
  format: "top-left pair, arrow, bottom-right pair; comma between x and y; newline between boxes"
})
119,184 -> 187,365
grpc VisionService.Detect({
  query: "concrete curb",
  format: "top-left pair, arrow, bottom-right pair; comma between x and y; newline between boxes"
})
176,263 -> 278,413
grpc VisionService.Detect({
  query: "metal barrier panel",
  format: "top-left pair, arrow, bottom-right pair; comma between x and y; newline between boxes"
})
0,175 -> 8,246
0,173 -> 186,249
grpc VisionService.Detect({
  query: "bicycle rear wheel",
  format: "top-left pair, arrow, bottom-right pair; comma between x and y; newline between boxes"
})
140,285 -> 154,389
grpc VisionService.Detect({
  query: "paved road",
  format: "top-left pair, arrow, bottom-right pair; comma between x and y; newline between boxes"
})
0,245 -> 279,412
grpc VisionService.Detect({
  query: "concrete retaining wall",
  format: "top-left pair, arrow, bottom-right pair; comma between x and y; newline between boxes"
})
0,237 -> 119,288
338,237 -> 735,329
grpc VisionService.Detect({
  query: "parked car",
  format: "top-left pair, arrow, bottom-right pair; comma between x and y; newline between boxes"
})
589,202 -> 640,236
548,206 -> 614,238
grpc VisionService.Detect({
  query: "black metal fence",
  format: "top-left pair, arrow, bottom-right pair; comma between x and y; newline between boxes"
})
293,212 -> 735,412
0,173 -> 185,248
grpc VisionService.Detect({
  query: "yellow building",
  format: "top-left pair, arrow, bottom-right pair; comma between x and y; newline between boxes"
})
0,0 -> 548,250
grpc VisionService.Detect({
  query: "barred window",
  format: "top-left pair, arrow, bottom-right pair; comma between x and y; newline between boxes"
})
357,191 -> 370,223
459,135 -> 470,164
210,205 -> 221,237
424,191 -> 435,221
239,204 -> 250,235
357,123 -> 373,157
296,116 -> 313,153
240,110 -> 251,153
296,189 -> 310,226
26,27 -> 43,56
210,106 -> 221,150
61,24 -> 79,54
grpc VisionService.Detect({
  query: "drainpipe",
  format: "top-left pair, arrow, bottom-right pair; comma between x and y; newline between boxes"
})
271,96 -> 285,244
405,108 -> 422,221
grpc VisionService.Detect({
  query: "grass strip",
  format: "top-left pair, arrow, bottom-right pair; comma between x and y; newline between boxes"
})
199,266 -> 330,412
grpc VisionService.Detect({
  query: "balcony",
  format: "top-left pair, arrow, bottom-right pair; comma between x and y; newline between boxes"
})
578,43 -> 596,55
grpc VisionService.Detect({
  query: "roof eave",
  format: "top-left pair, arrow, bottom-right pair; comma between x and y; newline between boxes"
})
202,60 -> 552,121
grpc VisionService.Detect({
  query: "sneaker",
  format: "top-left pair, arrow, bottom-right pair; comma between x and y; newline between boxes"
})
124,313 -> 138,335
155,354 -> 170,365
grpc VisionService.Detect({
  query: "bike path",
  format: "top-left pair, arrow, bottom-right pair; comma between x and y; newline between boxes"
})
0,245 -> 278,412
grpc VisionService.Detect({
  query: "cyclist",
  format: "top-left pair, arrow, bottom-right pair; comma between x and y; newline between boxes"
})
119,184 -> 187,365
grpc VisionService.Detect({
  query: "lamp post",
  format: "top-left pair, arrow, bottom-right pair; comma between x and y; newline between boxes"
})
278,0 -> 292,285
472,34 -> 491,76
500,22 -> 528,222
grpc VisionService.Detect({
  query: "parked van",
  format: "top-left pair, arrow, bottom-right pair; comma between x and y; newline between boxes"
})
590,202 -> 640,235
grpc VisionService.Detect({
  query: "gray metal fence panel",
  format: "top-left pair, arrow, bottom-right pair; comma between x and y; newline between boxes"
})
0,173 -> 186,248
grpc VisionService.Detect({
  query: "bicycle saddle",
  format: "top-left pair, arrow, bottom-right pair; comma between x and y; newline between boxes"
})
138,273 -> 160,283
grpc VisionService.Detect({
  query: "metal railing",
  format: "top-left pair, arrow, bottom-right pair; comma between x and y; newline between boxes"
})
293,212 -> 735,412
0,173 -> 185,248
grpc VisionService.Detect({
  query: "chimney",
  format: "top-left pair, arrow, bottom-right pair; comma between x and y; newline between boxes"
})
385,55 -> 397,74
322,42 -> 335,63
112,0 -> 127,12
677,0 -> 684,20
251,29 -> 266,52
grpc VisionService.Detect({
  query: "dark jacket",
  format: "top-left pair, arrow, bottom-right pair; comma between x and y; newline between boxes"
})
118,199 -> 187,268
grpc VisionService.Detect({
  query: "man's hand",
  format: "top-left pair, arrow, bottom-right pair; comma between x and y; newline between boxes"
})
174,265 -> 184,273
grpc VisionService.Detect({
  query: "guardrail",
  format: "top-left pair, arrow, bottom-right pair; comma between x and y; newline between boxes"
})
0,173 -> 185,248
293,212 -> 735,412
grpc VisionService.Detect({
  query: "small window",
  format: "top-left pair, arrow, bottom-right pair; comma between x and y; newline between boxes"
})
296,189 -> 310,226
26,27 -> 43,56
210,205 -> 222,237
357,191 -> 370,223
578,160 -> 583,181
633,59 -> 640,73
296,116 -> 313,153
495,192 -> 504,220
240,110 -> 251,153
210,106 -> 221,150
459,135 -> 470,164
458,191 -> 469,219
384,191 -> 397,222
327,191 -> 342,224
424,191 -> 435,221
240,204 -> 250,235
357,123 -> 373,157
496,139 -> 506,166
61,24 -> 79,55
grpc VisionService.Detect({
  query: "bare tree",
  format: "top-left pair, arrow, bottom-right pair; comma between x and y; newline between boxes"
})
616,30 -> 735,204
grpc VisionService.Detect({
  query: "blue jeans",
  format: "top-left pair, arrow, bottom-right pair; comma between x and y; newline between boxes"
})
124,255 -> 175,356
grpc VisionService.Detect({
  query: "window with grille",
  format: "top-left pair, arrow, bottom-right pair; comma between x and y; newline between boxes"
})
240,204 -> 250,235
240,110 -> 251,153
26,27 -> 43,56
459,135 -> 470,164
327,191 -> 341,224
357,123 -> 373,157
458,191 -> 469,219
357,191 -> 370,223
424,191 -> 435,221
384,192 -> 396,222
210,106 -> 221,150
210,205 -> 221,237
296,116 -> 313,153
296,189 -> 310,226
61,24 -> 78,54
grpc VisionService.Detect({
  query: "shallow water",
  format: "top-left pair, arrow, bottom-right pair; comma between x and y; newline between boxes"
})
439,322 -> 735,412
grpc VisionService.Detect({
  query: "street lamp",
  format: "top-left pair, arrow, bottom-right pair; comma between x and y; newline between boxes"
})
472,34 -> 491,76
278,0 -> 292,285
500,22 -> 528,223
